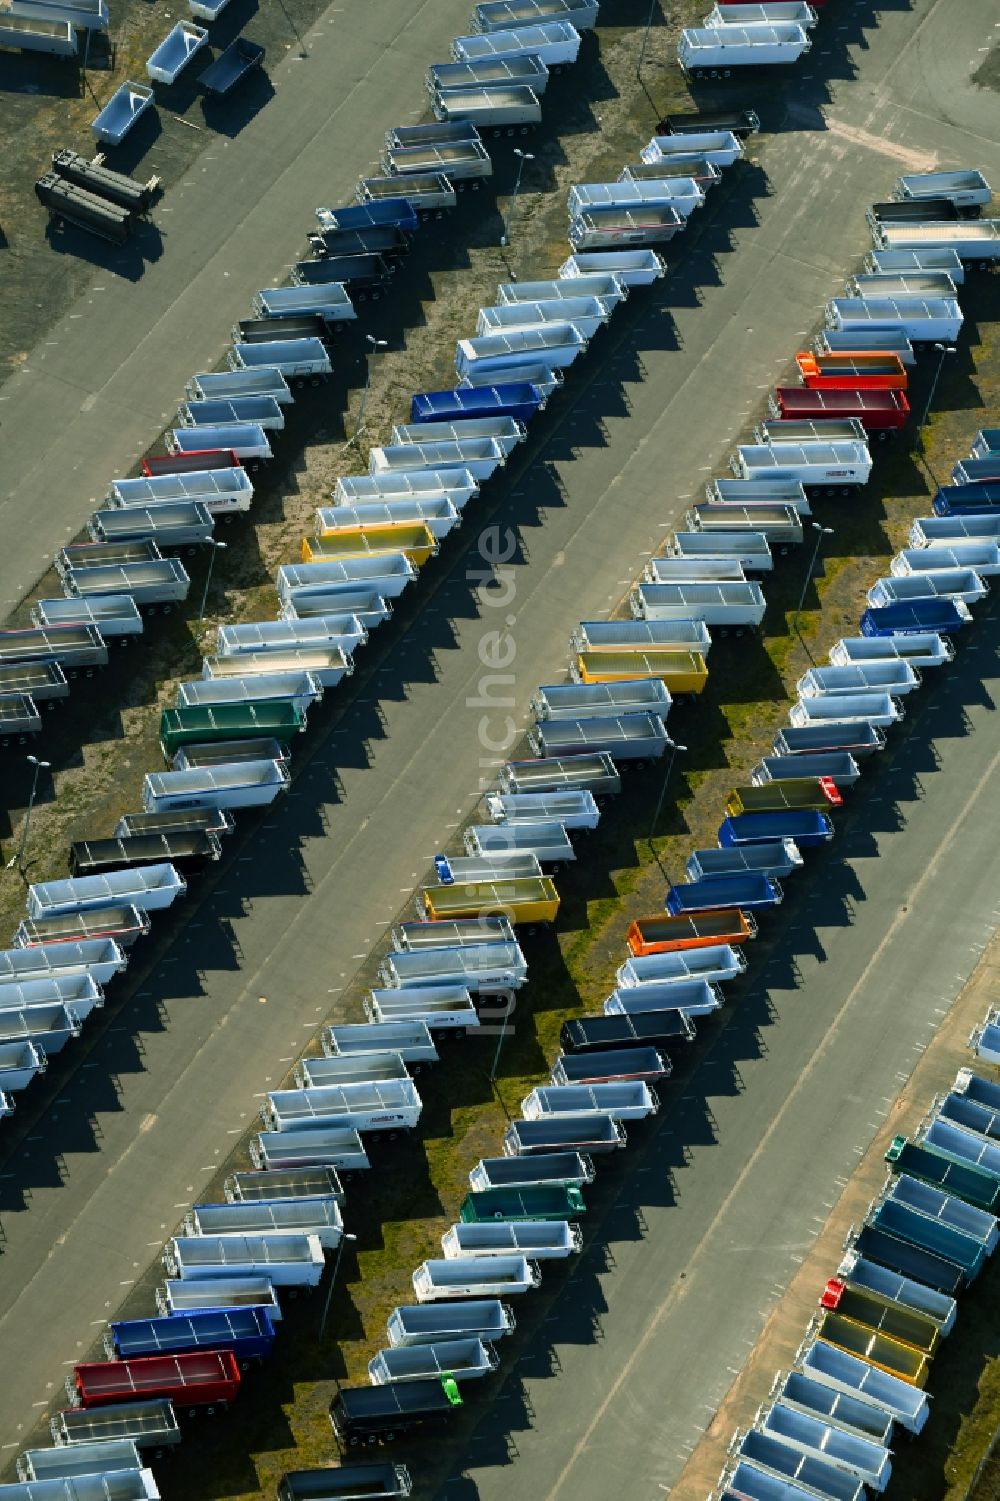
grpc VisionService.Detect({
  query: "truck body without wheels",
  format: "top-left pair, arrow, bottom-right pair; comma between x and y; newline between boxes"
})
412,1254 -> 541,1301
750,752 -> 861,788
162,1233 -> 325,1286
830,633 -> 953,669
469,1150 -> 595,1191
933,481 -> 1000,516
91,82 -> 153,144
825,296 -> 963,345
719,809 -> 835,849
369,1337 -> 498,1386
143,762 -> 290,813
146,19 -> 207,83
868,570 -> 988,607
322,1020 -> 438,1069
387,1300 -> 516,1347
860,599 -> 971,637
499,751 -> 621,798
199,37 -> 265,95
503,1113 -> 625,1155
450,18 -> 581,67
734,1429 -> 868,1501
678,21 -> 811,74
774,1370 -> 895,1448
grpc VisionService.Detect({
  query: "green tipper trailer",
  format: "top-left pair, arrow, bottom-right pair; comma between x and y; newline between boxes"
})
160,701 -> 307,760
460,1184 -> 585,1223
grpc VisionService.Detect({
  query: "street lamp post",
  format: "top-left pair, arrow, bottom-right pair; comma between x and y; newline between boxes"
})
198,539 -> 227,622
648,738 -> 687,851
8,755 -> 50,871
500,148 -> 534,250
637,0 -> 659,76
355,335 -> 388,444
794,522 -> 834,636
318,1230 -> 357,1345
918,344 -> 956,482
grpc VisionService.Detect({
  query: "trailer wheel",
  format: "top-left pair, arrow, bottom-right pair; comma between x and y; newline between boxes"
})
470,181 -> 481,191
452,1027 -> 466,1040
519,125 -> 530,135
877,430 -> 891,442
162,603 -> 174,614
310,377 -> 322,387
979,260 -> 992,272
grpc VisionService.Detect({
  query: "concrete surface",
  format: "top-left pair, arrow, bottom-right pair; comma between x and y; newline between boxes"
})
0,0 -> 997,1480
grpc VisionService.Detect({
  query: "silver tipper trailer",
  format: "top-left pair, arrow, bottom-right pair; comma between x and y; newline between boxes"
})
824,296 -> 963,345
464,823 -> 575,867
369,439 -> 506,483
617,948 -> 747,987
707,476 -> 810,513
175,673 -> 323,712
0,975 -> 103,1023
605,981 -> 724,1019
484,790 -> 600,831
796,661 -> 921,697
251,285 -> 356,322
426,55 -> 549,98
677,23 -> 811,75
455,325 -> 588,377
567,179 -> 705,219
294,1053 -> 409,1090
750,753 -> 860,789
261,1079 -> 422,1135
631,580 -> 766,630
334,469 -> 479,509
281,591 -> 389,629
0,1473 -> 158,1501
391,916 -> 515,950
322,1021 -> 438,1070
845,270 -> 957,300
0,694 -> 41,746
378,941 -> 527,992
202,647 -> 351,689
893,169 -> 991,208
142,762 -> 290,813
0,12 -> 77,53
702,0 -> 817,24
503,1114 -> 626,1155
369,1338 -> 499,1384
384,119 -> 480,149
50,1400 -> 180,1451
56,541 -> 159,577
522,1081 -> 658,1121
635,557 -> 748,584
796,1338 -> 929,1434
175,397 -> 285,433
162,1233 -> 326,1287
469,1151 -> 594,1191
181,1199 -> 343,1250
316,498 -> 459,540
788,693 -> 904,729
892,542 -> 1000,578
26,864 -> 185,919
217,615 -> 366,657
88,503 -> 214,551
0,662 -> 68,704
431,84 -> 542,129
686,502 -> 803,550
412,1256 -> 541,1301
755,419 -> 865,447
228,338 -> 332,381
568,205 -> 683,250
813,326 -> 917,366
0,623 -> 108,671
0,938 -> 125,987
773,1369 -> 895,1447
476,298 -> 614,341
249,1126 -> 370,1174
31,595 -> 143,639
641,130 -> 744,168
829,633 -> 953,669
167,423 -> 271,464
450,20 -> 582,68
277,556 -> 416,601
730,440 -> 872,490
386,1300 -> 515,1347
684,841 -> 804,881
391,416 -> 526,456
868,570 -> 987,606
498,751 -> 621,798
224,1165 -> 345,1205
528,713 -> 670,763
664,531 -> 773,573
61,559 -> 190,608
364,986 -> 480,1033
471,0 -> 598,30
381,139 -> 492,183
531,679 -> 671,721
497,274 -> 627,307
107,467 -> 253,516
186,367 -> 293,404
558,249 -> 666,286
442,1221 -> 581,1261
863,246 -> 964,284
17,1441 -> 142,1483
357,172 -> 458,217
570,617 -> 711,654
155,1278 -> 282,1321
458,360 -> 563,399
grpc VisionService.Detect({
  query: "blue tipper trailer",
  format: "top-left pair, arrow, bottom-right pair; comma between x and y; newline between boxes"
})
860,598 -> 971,636
410,383 -> 546,424
318,199 -> 419,234
665,872 -> 782,915
106,1306 -> 276,1363
718,810 -> 835,850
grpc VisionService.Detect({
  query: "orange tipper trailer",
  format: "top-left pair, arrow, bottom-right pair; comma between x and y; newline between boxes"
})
627,909 -> 756,956
796,351 -> 908,391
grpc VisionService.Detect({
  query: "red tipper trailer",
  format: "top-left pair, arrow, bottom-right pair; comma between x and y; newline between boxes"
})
796,351 -> 908,391
70,1351 -> 240,1410
627,909 -> 756,956
769,386 -> 910,436
142,450 -> 242,478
